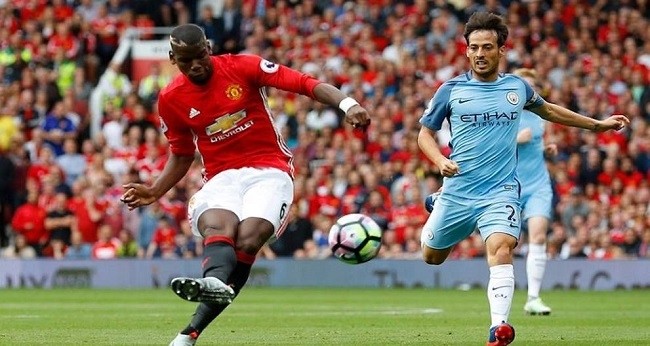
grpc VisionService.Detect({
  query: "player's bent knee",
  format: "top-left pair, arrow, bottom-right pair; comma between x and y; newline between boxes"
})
197,209 -> 239,237
423,256 -> 445,265
490,245 -> 514,264
422,248 -> 448,265
235,240 -> 260,256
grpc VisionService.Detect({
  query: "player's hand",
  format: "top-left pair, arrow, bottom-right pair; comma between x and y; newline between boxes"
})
517,128 -> 532,143
120,183 -> 157,210
595,115 -> 630,132
436,158 -> 460,177
544,143 -> 558,158
345,105 -> 371,130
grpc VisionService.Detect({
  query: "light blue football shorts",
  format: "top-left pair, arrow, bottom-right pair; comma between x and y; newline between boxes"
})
520,183 -> 553,221
420,193 -> 521,250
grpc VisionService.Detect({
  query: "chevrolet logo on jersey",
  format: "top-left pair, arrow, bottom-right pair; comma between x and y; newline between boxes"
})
206,110 -> 247,136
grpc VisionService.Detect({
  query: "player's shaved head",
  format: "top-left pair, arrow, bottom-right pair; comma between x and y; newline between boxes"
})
168,24 -> 213,85
170,24 -> 207,48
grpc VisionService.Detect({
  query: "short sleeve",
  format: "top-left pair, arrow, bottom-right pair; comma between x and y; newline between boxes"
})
419,82 -> 454,131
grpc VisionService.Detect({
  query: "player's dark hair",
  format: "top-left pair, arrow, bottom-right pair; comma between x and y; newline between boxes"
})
170,24 -> 207,48
463,12 -> 509,47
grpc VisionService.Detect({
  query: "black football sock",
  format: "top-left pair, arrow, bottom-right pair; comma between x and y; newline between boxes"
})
201,235 -> 237,282
229,251 -> 255,295
184,251 -> 256,335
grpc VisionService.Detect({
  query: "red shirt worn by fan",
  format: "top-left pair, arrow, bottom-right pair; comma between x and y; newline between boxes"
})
158,54 -> 320,181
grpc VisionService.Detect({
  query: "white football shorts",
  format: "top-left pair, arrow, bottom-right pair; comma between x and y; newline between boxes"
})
187,167 -> 294,238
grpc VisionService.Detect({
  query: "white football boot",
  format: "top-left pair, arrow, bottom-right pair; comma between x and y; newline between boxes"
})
169,332 -> 197,346
171,277 -> 235,304
524,297 -> 552,315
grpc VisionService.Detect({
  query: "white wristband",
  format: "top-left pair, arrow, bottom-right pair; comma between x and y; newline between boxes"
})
338,97 -> 359,113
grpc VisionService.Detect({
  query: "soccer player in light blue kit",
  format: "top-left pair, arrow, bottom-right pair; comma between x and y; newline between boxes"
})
513,68 -> 555,316
417,12 -> 629,346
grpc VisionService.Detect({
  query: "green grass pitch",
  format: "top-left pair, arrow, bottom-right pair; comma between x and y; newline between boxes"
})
1,288 -> 649,345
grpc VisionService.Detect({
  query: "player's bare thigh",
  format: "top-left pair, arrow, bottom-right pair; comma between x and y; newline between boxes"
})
237,218 -> 275,255
197,209 -> 239,240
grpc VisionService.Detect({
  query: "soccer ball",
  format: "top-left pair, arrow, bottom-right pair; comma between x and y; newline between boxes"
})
328,213 -> 382,264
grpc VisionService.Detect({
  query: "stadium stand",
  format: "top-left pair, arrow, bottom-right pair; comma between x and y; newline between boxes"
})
0,0 -> 648,261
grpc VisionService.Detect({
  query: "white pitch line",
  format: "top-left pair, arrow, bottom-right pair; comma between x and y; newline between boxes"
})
223,308 -> 443,317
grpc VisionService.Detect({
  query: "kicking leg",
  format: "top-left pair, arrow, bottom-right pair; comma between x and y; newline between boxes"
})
171,218 -> 273,345
172,209 -> 238,304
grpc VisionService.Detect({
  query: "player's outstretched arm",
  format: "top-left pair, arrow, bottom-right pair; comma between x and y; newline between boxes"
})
531,102 -> 629,132
121,153 -> 195,210
311,83 -> 371,129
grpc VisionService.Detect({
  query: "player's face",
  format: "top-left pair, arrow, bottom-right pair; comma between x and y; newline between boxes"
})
466,30 -> 504,82
170,42 -> 213,85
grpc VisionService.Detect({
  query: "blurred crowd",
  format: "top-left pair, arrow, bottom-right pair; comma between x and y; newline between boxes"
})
0,0 -> 649,261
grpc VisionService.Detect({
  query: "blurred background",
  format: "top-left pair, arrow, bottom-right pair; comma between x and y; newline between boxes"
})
0,0 -> 648,267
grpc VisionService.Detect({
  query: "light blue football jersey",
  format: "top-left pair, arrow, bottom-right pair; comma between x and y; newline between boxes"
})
516,109 -> 551,198
420,71 -> 544,199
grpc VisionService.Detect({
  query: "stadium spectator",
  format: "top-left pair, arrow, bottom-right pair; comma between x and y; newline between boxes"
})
44,191 -> 75,246
1,233 -> 37,259
116,229 -> 139,258
68,183 -> 108,244
145,216 -> 178,259
0,151 -> 14,248
95,62 -> 132,113
10,190 -> 47,255
91,224 -> 120,259
175,219 -> 202,259
560,187 -> 592,234
137,63 -> 170,108
65,230 -> 92,260
639,230 -> 650,258
41,101 -> 78,156
56,138 -> 87,187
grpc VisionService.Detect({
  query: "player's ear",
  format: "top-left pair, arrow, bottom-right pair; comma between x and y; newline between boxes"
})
169,50 -> 176,65
205,40 -> 212,54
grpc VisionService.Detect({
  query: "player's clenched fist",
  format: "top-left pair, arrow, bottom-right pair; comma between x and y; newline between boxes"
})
436,158 -> 460,177
345,104 -> 371,129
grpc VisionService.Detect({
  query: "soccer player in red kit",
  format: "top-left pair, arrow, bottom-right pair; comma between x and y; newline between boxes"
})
120,24 -> 370,346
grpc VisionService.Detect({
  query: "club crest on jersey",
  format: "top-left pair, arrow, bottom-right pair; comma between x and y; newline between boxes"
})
506,91 -> 519,105
206,110 -> 248,136
225,84 -> 243,100
260,59 -> 279,73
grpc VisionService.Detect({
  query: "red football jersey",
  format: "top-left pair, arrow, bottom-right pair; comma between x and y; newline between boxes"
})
158,54 -> 321,181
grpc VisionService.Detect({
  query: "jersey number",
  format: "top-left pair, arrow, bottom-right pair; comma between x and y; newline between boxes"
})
279,203 -> 288,220
505,205 -> 517,227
